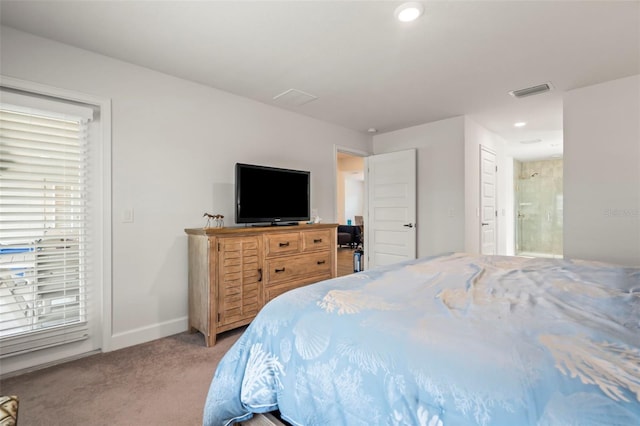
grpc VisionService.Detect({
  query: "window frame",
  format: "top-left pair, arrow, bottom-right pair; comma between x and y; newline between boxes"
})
0,75 -> 112,375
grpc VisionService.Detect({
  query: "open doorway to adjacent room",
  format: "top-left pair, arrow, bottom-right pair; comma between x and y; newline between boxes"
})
507,129 -> 564,259
514,157 -> 564,258
335,148 -> 366,276
476,92 -> 565,260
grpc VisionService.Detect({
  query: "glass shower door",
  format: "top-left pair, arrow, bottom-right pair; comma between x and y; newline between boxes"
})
515,159 -> 563,258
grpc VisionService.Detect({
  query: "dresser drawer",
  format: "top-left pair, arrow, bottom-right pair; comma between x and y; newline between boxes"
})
264,232 -> 300,257
264,273 -> 333,303
302,229 -> 332,252
265,251 -> 332,285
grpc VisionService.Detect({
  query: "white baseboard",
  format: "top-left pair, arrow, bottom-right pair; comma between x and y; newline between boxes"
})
0,316 -> 188,378
0,341 -> 100,378
2,317 -> 189,377
107,316 -> 188,352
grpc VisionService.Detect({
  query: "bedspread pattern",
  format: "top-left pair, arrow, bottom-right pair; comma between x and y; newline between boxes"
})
204,253 -> 640,425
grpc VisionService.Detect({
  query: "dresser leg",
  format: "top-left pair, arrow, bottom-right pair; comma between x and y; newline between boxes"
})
206,333 -> 217,347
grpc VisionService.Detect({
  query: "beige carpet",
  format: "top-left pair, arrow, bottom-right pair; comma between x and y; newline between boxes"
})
0,328 -> 244,426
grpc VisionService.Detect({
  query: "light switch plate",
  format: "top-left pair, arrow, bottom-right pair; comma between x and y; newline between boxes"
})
122,208 -> 134,223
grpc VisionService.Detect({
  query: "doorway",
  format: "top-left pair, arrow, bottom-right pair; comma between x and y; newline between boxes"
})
514,158 -> 563,258
335,148 -> 366,276
336,152 -> 365,226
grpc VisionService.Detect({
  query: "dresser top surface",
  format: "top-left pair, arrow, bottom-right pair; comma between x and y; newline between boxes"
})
185,223 -> 338,236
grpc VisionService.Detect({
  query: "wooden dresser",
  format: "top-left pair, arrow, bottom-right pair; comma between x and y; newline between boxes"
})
185,223 -> 337,346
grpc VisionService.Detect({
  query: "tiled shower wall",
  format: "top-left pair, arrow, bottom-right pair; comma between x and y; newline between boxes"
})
514,159 -> 563,256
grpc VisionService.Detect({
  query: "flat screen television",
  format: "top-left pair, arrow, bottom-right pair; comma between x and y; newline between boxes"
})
235,163 -> 310,225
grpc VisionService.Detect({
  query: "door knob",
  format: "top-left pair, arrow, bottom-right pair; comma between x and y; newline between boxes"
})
481,222 -> 489,226
403,223 -> 414,228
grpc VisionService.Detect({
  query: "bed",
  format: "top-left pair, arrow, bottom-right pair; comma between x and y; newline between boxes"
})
203,252 -> 640,426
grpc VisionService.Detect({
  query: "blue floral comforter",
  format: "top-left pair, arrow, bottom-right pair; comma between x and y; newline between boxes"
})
203,253 -> 640,425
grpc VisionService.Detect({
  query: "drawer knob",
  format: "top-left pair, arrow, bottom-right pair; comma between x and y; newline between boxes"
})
279,242 -> 290,247
275,267 -> 286,273
317,260 -> 326,265
313,238 -> 322,243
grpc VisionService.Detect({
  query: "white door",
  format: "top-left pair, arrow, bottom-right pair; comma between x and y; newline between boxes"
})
480,146 -> 497,254
366,149 -> 417,268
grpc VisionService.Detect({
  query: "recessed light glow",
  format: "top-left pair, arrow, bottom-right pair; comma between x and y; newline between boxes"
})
514,122 -> 527,127
519,139 -> 541,145
367,128 -> 378,133
395,2 -> 424,22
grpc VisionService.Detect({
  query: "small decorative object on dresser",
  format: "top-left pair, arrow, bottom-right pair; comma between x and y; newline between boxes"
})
203,212 -> 224,228
184,223 -> 338,346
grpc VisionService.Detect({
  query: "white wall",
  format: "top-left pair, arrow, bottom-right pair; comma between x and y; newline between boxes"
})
464,118 -> 510,255
336,171 -> 347,224
564,74 -> 640,266
344,178 -> 364,223
502,157 -> 515,256
372,116 -> 512,258
373,116 -> 466,257
0,27 -> 370,360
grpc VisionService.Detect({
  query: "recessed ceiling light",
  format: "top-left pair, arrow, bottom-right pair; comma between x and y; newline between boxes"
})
395,2 -> 424,22
367,128 -> 378,133
514,122 -> 527,128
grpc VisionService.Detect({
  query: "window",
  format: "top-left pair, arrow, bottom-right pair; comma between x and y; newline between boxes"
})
0,93 -> 94,357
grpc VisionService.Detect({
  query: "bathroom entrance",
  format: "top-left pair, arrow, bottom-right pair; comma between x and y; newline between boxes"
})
514,159 -> 563,258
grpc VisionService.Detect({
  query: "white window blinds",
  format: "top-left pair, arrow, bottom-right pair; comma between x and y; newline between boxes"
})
0,104 -> 92,357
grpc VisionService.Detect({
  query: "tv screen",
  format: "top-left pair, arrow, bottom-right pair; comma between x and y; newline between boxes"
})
235,163 -> 310,224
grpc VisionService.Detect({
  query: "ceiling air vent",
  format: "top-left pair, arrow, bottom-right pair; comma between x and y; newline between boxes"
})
509,82 -> 553,99
273,88 -> 318,106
